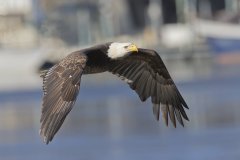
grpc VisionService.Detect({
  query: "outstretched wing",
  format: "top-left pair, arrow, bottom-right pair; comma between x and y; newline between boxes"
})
40,52 -> 87,144
108,48 -> 189,127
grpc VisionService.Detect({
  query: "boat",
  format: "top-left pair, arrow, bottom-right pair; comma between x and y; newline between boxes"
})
195,19 -> 240,64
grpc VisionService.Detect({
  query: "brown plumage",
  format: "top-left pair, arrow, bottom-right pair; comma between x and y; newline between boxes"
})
40,42 -> 189,144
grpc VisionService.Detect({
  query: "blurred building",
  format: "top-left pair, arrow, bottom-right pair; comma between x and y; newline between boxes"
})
0,0 -> 38,48
0,0 -> 239,48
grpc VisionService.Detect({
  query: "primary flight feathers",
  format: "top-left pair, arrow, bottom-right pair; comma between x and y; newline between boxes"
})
40,42 -> 189,144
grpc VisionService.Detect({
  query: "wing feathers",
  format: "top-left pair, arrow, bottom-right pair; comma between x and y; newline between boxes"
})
144,75 -> 153,98
135,70 -> 149,101
161,104 -> 169,126
61,74 -> 80,101
175,109 -> 184,126
109,49 -> 189,127
40,53 -> 86,144
168,105 -> 176,128
152,104 -> 160,121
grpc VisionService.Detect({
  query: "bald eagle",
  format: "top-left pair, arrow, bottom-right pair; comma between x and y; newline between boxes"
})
40,42 -> 189,144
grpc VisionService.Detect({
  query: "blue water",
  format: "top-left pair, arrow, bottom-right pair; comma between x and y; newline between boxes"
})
1,69 -> 240,160
1,127 -> 240,160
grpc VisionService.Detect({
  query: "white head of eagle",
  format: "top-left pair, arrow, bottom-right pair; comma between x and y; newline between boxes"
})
107,42 -> 138,59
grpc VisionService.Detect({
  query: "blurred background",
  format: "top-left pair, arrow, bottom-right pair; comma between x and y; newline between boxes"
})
1,0 -> 240,159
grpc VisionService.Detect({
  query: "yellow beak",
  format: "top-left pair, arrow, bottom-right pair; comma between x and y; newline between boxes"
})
127,44 -> 138,53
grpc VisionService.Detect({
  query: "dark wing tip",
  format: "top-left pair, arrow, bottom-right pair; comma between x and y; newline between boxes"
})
152,104 -> 160,121
168,105 -> 176,128
181,100 -> 189,109
40,100 -> 74,144
43,136 -> 51,145
177,91 -> 189,109
39,129 -> 51,144
152,103 -> 188,127
183,112 -> 189,121
39,123 -> 53,144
